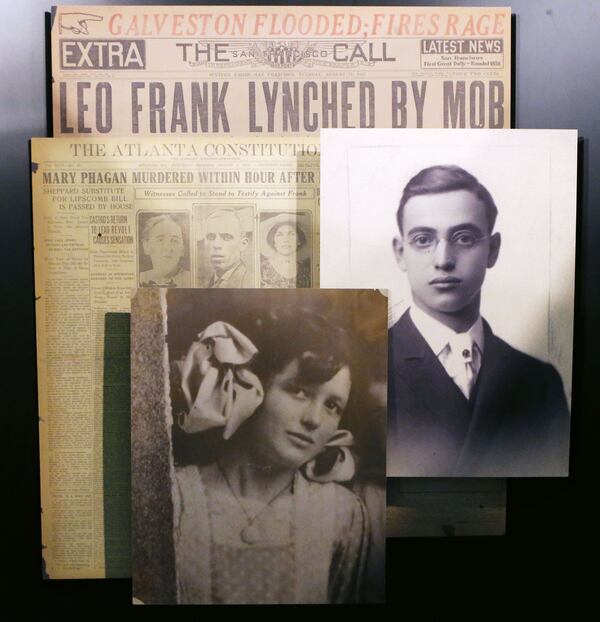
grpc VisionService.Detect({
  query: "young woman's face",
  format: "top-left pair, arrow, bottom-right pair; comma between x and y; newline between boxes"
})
273,224 -> 298,256
248,357 -> 351,469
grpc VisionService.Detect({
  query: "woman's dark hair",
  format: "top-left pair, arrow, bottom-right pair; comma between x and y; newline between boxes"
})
172,304 -> 355,467
242,305 -> 352,390
266,221 -> 307,252
247,305 -> 354,478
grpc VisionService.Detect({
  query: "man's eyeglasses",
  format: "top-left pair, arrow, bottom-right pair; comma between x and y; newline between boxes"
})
407,230 -> 491,254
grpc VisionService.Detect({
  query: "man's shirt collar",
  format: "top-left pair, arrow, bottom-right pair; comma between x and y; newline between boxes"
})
212,260 -> 241,285
409,305 -> 485,357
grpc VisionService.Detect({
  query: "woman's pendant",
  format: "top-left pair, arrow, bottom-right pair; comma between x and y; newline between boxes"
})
240,522 -> 261,545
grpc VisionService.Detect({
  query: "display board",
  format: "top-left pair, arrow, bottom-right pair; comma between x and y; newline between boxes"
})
2,0 -> 597,613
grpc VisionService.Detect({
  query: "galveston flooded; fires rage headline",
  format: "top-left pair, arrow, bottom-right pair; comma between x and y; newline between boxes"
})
106,10 -> 507,38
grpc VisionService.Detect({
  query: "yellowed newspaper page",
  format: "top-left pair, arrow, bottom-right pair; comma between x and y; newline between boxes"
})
32,136 -> 320,578
51,5 -> 511,135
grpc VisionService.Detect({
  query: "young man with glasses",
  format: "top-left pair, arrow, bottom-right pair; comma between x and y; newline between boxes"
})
388,165 -> 570,476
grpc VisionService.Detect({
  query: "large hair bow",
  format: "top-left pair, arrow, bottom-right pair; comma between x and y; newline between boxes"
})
303,429 -> 356,483
177,321 -> 264,440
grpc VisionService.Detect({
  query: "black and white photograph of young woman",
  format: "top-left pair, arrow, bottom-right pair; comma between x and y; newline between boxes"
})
137,211 -> 191,287
259,212 -> 312,288
131,288 -> 387,604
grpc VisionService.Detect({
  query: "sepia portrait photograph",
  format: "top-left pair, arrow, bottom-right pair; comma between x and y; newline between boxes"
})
321,129 -> 577,477
131,288 -> 387,604
137,212 -> 191,288
259,212 -> 313,288
194,205 -> 255,288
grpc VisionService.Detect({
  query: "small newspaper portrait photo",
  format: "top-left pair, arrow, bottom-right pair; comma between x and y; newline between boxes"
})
131,288 -> 387,604
259,211 -> 312,288
195,205 -> 255,288
137,211 -> 191,288
321,129 -> 577,478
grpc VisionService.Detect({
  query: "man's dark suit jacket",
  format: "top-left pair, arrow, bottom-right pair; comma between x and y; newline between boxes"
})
388,311 -> 570,476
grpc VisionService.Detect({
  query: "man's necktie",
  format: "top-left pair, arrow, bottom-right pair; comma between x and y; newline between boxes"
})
447,333 -> 476,399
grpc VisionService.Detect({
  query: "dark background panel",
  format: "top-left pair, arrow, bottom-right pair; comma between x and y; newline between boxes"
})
2,0 -> 597,614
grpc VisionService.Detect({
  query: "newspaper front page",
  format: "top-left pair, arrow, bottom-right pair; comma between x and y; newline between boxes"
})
51,5 -> 511,136
32,136 -> 320,578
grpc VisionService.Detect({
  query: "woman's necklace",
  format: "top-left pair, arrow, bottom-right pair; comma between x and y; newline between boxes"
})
216,461 -> 293,545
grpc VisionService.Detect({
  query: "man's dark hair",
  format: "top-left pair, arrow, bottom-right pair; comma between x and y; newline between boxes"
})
396,165 -> 498,233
